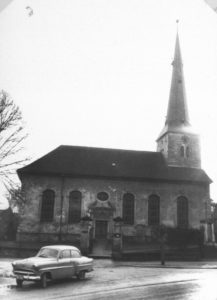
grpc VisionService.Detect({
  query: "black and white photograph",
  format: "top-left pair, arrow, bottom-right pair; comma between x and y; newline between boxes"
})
1,0 -> 217,299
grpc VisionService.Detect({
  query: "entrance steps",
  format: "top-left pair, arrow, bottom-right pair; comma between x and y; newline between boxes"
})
90,239 -> 112,258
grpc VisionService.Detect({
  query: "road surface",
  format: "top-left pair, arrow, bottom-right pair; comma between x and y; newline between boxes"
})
1,260 -> 217,299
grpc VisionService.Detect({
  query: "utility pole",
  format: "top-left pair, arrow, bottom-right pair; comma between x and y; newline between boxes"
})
59,175 -> 65,242
160,225 -> 166,266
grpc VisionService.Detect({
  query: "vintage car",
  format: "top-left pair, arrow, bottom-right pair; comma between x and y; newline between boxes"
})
12,245 -> 94,288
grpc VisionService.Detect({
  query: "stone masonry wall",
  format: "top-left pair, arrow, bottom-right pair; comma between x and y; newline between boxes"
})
17,174 -> 210,243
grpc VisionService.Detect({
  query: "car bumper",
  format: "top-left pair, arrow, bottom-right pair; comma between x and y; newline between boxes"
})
14,273 -> 41,281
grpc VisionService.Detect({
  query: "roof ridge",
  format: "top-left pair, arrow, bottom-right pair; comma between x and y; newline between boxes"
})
58,144 -> 159,154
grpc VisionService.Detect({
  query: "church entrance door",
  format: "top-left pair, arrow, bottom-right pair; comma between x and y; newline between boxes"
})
95,220 -> 108,239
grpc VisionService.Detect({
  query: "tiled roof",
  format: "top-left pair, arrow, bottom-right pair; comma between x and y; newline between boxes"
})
17,145 -> 211,184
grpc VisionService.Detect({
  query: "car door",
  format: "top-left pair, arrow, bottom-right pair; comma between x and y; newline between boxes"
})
55,249 -> 75,279
70,250 -> 82,274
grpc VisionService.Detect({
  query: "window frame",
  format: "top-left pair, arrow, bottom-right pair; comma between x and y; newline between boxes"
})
177,196 -> 188,229
148,194 -> 160,226
40,189 -> 55,223
68,190 -> 82,224
186,146 -> 190,158
122,193 -> 135,225
71,250 -> 81,258
59,249 -> 71,259
180,145 -> 185,157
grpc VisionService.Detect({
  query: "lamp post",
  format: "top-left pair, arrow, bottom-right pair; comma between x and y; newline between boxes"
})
112,216 -> 123,259
59,175 -> 65,242
159,225 -> 166,266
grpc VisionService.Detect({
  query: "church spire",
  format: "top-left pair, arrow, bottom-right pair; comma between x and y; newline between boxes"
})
157,29 -> 191,141
166,32 -> 190,128
156,27 -> 201,169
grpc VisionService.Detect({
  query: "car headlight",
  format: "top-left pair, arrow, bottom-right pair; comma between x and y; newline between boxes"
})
33,264 -> 39,271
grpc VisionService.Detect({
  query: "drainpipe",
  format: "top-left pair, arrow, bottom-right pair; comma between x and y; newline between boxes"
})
59,175 -> 65,242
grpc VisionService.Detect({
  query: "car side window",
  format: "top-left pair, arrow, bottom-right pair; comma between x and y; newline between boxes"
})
59,250 -> 71,259
71,250 -> 80,258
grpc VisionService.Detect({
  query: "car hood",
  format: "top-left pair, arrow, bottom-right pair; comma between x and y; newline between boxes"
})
12,257 -> 56,269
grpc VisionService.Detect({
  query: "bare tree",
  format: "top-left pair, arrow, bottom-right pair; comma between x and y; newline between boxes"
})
0,90 -> 28,192
6,186 -> 25,213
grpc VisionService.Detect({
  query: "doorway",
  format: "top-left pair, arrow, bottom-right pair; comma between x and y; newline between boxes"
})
95,220 -> 108,239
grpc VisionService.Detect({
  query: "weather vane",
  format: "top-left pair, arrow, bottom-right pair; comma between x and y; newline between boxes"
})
176,19 -> 179,31
26,6 -> 33,17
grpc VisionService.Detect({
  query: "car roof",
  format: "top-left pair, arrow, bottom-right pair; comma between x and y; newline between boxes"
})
41,245 -> 80,252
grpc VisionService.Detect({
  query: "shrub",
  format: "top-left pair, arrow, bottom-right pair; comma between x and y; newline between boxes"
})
166,227 -> 204,247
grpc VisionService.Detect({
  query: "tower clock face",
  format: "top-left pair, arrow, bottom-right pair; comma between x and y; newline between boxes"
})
181,135 -> 189,144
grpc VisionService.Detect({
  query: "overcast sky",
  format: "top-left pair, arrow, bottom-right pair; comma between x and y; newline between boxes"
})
0,0 -> 217,208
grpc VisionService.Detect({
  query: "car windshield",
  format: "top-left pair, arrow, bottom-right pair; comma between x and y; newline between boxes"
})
37,248 -> 59,258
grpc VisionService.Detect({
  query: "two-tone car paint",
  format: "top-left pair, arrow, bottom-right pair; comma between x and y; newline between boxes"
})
12,245 -> 93,287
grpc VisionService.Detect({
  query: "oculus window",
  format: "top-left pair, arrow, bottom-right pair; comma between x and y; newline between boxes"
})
97,192 -> 109,201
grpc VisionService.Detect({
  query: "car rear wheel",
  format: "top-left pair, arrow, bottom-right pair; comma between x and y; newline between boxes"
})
41,273 -> 48,288
16,279 -> 23,288
77,270 -> 86,280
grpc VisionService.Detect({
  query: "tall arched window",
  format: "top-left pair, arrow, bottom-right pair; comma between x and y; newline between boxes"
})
40,189 -> 55,222
122,193 -> 134,225
68,191 -> 82,224
148,194 -> 160,226
186,146 -> 190,158
177,196 -> 188,228
180,145 -> 185,157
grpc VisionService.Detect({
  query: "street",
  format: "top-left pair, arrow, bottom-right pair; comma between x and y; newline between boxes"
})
1,259 -> 217,299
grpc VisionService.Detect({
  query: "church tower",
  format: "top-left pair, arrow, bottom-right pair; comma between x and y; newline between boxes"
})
157,32 -> 201,168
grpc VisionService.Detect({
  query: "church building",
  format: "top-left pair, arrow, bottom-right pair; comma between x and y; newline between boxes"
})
16,33 -> 212,257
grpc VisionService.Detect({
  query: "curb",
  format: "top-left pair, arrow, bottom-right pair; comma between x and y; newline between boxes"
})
116,264 -> 217,269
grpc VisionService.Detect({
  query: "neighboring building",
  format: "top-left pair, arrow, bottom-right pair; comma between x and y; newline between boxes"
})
16,33 -> 212,256
0,207 -> 17,240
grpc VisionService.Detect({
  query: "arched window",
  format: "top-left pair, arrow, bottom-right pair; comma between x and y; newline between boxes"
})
180,145 -> 190,158
186,146 -> 190,158
40,189 -> 55,222
122,193 -> 134,225
148,194 -> 160,226
177,196 -> 188,228
180,145 -> 185,157
68,191 -> 82,224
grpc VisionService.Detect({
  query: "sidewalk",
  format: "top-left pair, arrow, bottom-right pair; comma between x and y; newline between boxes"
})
1,258 -> 217,279
116,260 -> 217,269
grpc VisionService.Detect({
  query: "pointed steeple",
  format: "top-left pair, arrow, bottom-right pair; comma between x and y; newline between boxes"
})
166,32 -> 190,127
157,31 -> 192,140
156,28 -> 201,169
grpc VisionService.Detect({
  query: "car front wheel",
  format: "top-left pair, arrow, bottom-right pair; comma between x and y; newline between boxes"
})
16,279 -> 23,288
41,273 -> 48,288
77,270 -> 86,280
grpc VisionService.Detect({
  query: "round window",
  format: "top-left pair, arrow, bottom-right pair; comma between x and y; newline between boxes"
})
97,192 -> 109,201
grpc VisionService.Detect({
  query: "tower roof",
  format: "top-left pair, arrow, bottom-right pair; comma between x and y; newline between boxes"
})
158,32 -> 193,140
